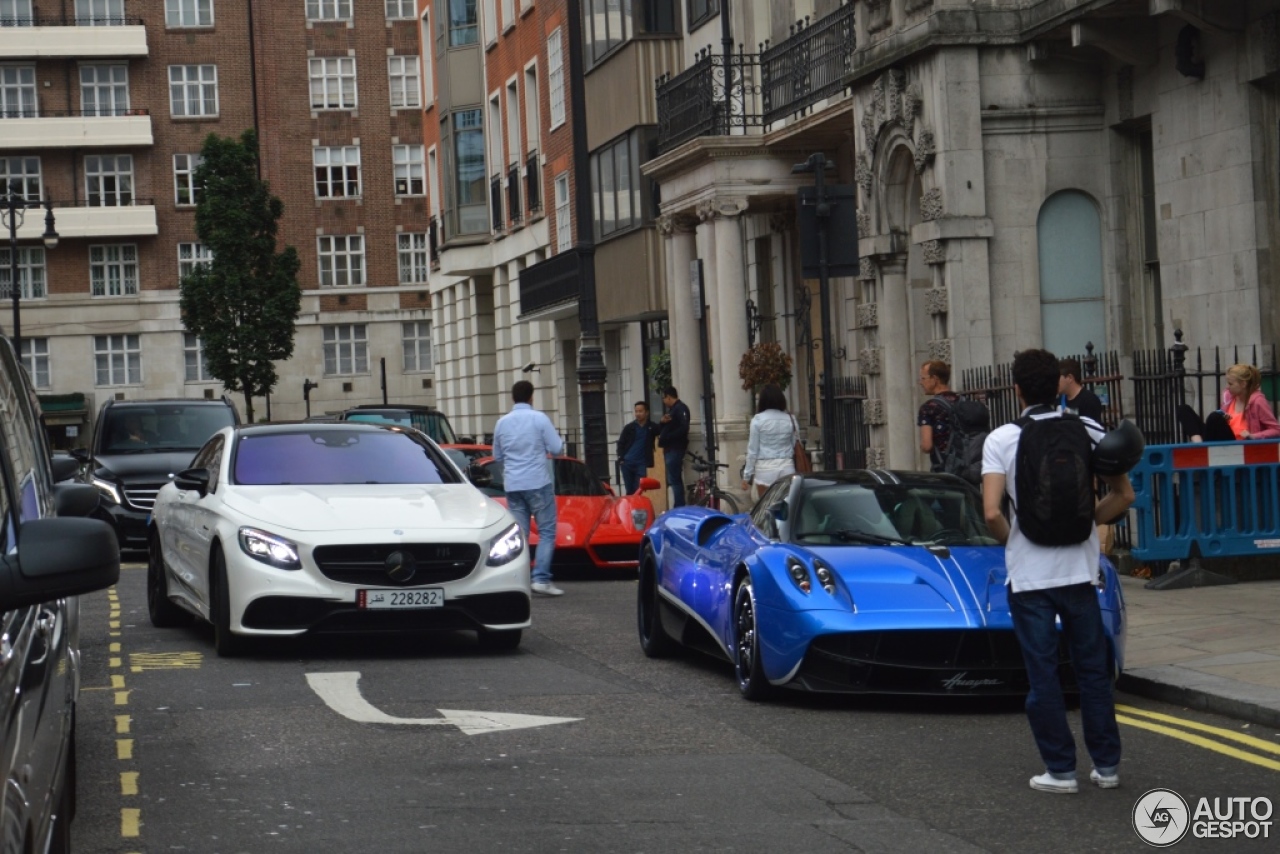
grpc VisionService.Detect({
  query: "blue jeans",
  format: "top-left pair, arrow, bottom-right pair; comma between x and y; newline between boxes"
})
507,483 -> 557,584
621,461 -> 647,496
1009,582 -> 1121,775
664,449 -> 686,507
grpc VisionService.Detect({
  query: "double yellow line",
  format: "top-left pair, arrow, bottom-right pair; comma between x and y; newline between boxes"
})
1116,704 -> 1280,771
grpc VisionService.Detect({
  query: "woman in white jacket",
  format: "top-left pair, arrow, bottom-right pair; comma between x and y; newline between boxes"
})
741,384 -> 798,498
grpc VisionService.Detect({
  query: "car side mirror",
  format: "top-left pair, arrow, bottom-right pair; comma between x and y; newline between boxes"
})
173,467 -> 211,497
68,447 -> 90,465
0,517 -> 120,611
54,483 -> 101,518
770,501 -> 789,522
638,476 -> 661,493
467,464 -> 493,488
51,454 -> 81,482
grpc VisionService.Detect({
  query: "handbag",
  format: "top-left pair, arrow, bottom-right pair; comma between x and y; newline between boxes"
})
791,415 -> 812,473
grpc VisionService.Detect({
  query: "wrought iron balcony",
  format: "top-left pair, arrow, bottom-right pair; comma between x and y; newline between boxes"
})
428,216 -> 439,268
760,1 -> 856,127
656,47 -> 763,154
507,164 -> 522,225
518,248 -> 584,315
490,174 -> 503,234
525,151 -> 541,215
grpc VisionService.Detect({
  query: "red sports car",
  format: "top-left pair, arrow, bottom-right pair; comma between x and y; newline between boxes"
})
476,455 -> 659,572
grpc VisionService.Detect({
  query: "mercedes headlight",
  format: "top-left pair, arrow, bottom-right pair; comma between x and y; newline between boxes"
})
487,522 -> 525,566
91,476 -> 123,505
238,527 -> 302,570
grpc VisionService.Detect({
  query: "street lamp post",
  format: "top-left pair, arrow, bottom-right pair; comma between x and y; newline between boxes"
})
1,182 -> 59,359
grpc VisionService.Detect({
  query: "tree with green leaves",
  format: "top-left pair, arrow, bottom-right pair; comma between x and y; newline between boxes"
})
179,130 -> 301,423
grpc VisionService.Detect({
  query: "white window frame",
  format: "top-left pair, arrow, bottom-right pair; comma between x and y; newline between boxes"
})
481,0 -> 496,45
1,1 -> 34,27
0,156 -> 42,201
421,11 -> 435,109
306,0 -> 352,21
554,172 -> 570,253
392,144 -> 424,197
75,0 -> 124,26
173,153 -> 202,206
505,79 -> 520,165
313,145 -> 362,199
323,324 -> 368,376
79,64 -> 129,117
547,28 -> 564,130
388,55 -> 421,109
0,65 -> 36,118
169,64 -> 218,117
177,242 -> 212,280
427,146 -> 441,218
402,320 -> 433,372
19,337 -> 50,389
523,61 -> 540,156
0,246 -> 45,300
317,235 -> 365,287
397,233 -> 429,285
89,244 -> 139,297
94,334 -> 142,386
165,0 -> 213,28
183,332 -> 215,382
309,57 -> 357,110
501,0 -> 514,31
385,0 -> 415,20
85,154 -> 134,207
487,92 -> 502,180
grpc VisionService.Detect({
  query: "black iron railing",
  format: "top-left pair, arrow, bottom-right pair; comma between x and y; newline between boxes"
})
525,151 -> 541,215
428,216 -> 439,267
760,1 -> 855,128
828,374 -> 868,470
960,347 -> 1125,432
0,16 -> 143,26
0,107 -> 150,119
490,175 -> 503,233
656,47 -> 763,153
518,248 -> 583,315
507,164 -> 521,225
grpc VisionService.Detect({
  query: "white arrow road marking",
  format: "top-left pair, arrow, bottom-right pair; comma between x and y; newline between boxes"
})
305,671 -> 581,736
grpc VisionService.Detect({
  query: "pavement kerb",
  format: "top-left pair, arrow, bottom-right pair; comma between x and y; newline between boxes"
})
1117,668 -> 1280,730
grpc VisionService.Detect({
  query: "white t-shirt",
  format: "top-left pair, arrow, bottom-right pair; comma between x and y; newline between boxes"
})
981,407 -> 1105,593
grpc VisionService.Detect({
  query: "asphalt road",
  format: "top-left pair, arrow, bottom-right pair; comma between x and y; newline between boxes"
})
71,564 -> 1279,853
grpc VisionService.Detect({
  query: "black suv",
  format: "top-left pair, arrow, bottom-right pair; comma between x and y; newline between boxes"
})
341,404 -> 459,444
76,397 -> 240,551
0,336 -> 120,852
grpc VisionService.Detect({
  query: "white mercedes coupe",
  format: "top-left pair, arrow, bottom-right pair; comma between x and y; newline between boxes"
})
146,422 -> 530,656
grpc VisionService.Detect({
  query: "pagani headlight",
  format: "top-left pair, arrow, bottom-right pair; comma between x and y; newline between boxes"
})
786,555 -> 811,594
238,527 -> 302,570
813,558 -> 837,595
487,522 -> 525,566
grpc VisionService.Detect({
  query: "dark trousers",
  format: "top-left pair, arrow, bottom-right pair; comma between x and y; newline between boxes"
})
621,461 -> 647,496
664,449 -> 686,507
1009,582 -> 1122,775
1176,403 -> 1234,442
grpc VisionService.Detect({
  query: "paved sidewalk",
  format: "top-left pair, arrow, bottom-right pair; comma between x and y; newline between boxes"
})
1116,575 -> 1280,728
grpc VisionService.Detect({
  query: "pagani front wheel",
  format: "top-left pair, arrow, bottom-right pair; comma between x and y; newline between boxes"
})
733,579 -> 775,701
637,545 -> 677,658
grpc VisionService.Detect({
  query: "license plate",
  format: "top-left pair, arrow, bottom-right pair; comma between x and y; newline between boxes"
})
358,588 -> 445,609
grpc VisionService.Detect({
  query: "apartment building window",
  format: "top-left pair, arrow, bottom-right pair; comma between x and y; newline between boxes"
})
591,131 -> 643,238
501,0 -> 514,30
421,13 -> 435,107
0,157 -> 41,200
386,0 -> 415,20
169,65 -> 218,117
80,65 -> 129,116
177,242 -> 212,279
402,320 -> 432,371
584,0 -> 630,64
94,334 -> 141,386
309,58 -> 357,110
686,0 -> 718,31
554,172 -> 570,252
523,64 -> 539,154
76,0 -> 125,26
86,154 -> 134,206
306,0 -> 352,21
174,153 -> 202,205
166,0 -> 213,27
642,0 -> 677,33
90,244 -> 138,296
446,108 -> 487,234
1,1 -> 33,27
323,325 -> 368,375
0,246 -> 45,299
19,338 -> 49,389
314,145 -> 362,198
548,28 -> 564,129
392,144 -> 424,197
506,81 -> 520,164
398,233 -> 429,285
388,56 -> 421,109
0,66 -> 36,118
183,332 -> 215,382
317,235 -> 365,287
449,0 -> 478,45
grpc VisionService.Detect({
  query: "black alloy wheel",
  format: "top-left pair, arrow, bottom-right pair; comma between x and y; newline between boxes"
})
148,532 -> 192,628
733,580 -> 775,701
211,548 -> 248,657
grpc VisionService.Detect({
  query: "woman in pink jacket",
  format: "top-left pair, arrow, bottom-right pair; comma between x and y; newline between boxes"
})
1178,363 -> 1280,441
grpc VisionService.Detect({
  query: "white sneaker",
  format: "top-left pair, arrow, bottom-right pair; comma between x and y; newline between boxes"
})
531,582 -> 564,597
1090,768 -> 1120,789
1029,772 -> 1078,794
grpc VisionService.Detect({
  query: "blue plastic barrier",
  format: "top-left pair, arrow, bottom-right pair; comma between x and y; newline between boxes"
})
1130,440 -> 1280,561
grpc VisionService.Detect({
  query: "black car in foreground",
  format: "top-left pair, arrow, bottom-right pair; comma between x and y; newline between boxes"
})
0,335 -> 120,852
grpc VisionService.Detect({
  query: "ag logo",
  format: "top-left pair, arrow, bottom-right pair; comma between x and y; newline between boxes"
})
1133,788 -> 1190,847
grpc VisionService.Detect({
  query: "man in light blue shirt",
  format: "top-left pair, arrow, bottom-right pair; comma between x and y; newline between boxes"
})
492,380 -> 565,596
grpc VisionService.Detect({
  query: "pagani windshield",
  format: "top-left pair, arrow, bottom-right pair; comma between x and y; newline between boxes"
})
790,479 -> 997,546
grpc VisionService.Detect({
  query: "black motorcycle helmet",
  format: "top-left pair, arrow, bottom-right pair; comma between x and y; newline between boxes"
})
1092,419 -> 1146,475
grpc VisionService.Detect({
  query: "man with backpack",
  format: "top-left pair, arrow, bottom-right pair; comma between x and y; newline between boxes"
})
981,349 -> 1135,795
918,360 -> 989,486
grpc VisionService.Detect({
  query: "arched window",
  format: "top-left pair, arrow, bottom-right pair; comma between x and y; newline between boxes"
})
1037,191 -> 1106,355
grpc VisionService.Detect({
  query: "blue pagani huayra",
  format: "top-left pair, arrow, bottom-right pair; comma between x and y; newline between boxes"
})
637,470 -> 1126,700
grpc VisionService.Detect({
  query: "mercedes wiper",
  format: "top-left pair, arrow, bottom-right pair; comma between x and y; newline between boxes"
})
832,529 -> 908,545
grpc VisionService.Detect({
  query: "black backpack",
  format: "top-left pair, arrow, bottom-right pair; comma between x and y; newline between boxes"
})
1013,409 -> 1095,546
933,395 -> 990,487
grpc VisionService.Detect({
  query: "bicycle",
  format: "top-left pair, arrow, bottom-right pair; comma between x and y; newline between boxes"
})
685,451 -> 741,514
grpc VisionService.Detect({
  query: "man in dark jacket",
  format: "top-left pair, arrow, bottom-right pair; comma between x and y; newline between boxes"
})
616,400 -> 659,495
658,386 -> 690,507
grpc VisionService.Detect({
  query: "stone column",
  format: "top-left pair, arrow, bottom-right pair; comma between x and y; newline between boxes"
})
710,197 -> 751,428
876,253 -> 917,468
659,214 -> 702,416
